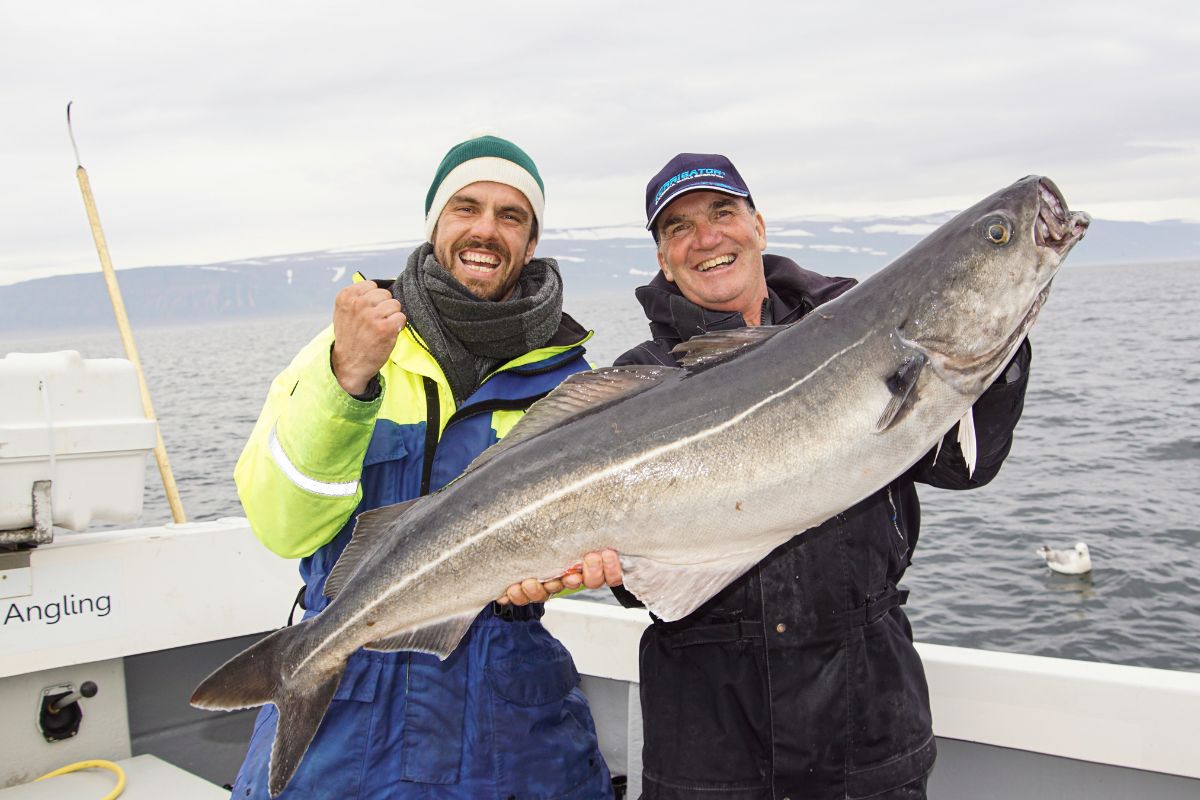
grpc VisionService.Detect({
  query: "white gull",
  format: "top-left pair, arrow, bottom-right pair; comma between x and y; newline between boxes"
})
1037,542 -> 1092,575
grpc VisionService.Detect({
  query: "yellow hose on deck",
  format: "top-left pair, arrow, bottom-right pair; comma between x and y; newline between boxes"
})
34,759 -> 126,799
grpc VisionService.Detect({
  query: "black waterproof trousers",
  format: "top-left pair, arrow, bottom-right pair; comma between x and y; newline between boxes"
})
633,489 -> 937,800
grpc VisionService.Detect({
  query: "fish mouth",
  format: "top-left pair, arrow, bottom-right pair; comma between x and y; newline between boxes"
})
1035,178 -> 1090,257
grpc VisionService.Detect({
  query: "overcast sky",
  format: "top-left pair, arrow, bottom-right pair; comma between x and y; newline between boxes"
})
2,1 -> 1198,286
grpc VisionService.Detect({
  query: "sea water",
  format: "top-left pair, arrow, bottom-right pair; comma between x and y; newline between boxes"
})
5,261 -> 1198,671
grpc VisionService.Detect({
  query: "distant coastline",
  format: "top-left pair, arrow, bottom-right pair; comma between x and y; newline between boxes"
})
3,215 -> 1197,335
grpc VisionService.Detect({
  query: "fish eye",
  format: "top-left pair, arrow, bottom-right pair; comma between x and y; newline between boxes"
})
984,218 -> 1011,245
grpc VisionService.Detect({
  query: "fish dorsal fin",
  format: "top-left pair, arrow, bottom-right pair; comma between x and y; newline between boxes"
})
362,611 -> 478,660
466,365 -> 683,472
670,325 -> 791,371
875,347 -> 929,432
619,547 -> 778,622
324,499 -> 419,600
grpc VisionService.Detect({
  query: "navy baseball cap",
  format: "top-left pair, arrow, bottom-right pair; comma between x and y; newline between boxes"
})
645,153 -> 754,237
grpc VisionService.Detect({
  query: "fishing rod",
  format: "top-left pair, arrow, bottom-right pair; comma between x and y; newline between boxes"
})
67,101 -> 187,524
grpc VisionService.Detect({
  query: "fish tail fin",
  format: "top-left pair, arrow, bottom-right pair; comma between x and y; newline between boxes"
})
190,627 -> 292,711
190,625 -> 344,798
267,671 -> 341,797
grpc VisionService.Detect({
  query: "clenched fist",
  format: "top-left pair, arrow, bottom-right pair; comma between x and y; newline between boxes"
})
331,281 -> 407,396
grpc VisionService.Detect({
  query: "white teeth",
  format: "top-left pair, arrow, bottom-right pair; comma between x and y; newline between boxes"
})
697,254 -> 735,272
461,252 -> 500,267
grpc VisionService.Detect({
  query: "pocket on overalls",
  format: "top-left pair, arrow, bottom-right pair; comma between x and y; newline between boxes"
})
398,649 -> 470,785
486,636 -> 606,799
845,612 -> 936,799
360,422 -> 414,507
638,621 -> 771,799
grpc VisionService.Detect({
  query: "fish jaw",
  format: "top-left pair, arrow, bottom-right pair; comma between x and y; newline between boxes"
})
1034,177 -> 1091,261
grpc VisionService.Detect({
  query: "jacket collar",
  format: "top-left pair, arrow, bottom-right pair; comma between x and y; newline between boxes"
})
389,310 -> 591,385
633,254 -> 858,342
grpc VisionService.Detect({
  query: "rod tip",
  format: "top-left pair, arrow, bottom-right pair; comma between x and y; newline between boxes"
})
66,102 -> 82,167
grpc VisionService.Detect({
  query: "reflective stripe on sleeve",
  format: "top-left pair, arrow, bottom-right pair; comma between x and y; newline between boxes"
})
268,425 -> 359,497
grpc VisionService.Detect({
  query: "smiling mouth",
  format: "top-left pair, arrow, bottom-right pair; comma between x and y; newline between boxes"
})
696,254 -> 736,272
458,250 -> 502,274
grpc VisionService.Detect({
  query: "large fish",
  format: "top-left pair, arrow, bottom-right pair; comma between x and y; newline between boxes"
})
192,175 -> 1089,796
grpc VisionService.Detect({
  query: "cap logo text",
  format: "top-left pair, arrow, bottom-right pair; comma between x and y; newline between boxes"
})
655,168 -> 727,205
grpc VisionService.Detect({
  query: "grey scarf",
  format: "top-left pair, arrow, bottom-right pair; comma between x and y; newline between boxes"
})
395,242 -> 564,405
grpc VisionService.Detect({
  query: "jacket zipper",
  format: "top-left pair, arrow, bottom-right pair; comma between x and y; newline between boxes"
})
420,376 -> 439,496
415,344 -> 581,492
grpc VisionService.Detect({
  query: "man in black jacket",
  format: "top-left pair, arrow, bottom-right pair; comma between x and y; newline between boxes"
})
505,153 -> 1031,800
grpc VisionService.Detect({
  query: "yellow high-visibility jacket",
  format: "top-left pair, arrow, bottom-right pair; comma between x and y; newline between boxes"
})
228,313 -> 614,799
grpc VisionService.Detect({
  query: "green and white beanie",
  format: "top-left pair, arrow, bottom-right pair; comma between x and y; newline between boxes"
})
423,135 -> 546,240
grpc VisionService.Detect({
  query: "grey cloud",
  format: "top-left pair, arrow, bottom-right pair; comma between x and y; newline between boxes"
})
3,1 -> 1198,286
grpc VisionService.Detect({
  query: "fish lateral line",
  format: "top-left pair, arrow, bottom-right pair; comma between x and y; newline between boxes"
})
317,331 -> 875,647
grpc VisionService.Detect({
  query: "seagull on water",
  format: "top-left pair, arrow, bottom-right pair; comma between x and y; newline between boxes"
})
1037,542 -> 1092,575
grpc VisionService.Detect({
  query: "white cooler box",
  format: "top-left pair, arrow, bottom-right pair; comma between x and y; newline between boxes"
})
0,351 -> 158,532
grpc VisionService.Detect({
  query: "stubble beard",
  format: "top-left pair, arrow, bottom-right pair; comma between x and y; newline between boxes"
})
440,238 -> 512,301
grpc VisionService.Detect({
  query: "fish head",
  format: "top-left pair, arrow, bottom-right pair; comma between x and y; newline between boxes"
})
898,175 -> 1089,396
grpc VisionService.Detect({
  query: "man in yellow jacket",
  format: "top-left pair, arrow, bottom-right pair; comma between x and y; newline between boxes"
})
229,135 -> 613,799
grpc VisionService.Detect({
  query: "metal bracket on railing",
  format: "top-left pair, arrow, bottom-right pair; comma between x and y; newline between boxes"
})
0,480 -> 54,547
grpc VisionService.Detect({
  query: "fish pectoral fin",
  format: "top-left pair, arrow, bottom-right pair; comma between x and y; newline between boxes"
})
362,611 -> 478,660
875,348 -> 929,432
464,365 -> 684,472
955,407 -> 977,478
670,325 -> 791,371
619,551 -> 774,623
324,499 -> 420,600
